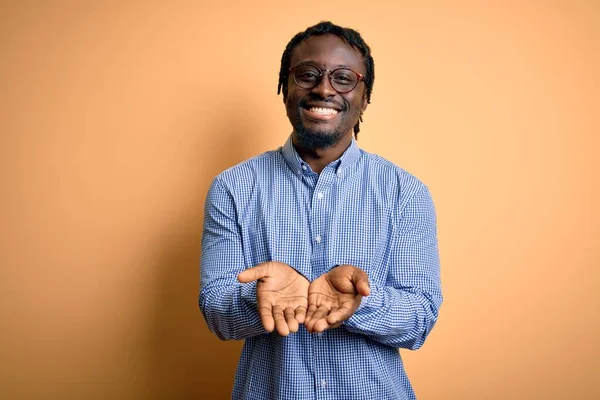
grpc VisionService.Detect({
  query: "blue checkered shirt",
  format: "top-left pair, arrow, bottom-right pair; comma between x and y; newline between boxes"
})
200,136 -> 442,400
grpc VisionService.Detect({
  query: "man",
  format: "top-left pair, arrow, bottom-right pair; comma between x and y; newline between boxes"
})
199,21 -> 442,400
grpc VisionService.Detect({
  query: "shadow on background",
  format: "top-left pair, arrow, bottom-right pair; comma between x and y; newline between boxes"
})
144,101 -> 261,398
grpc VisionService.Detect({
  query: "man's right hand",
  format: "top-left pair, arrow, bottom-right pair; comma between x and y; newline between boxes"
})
237,261 -> 309,336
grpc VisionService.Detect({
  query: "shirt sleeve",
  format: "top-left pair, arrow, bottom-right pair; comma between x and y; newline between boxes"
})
198,177 -> 267,340
343,185 -> 443,350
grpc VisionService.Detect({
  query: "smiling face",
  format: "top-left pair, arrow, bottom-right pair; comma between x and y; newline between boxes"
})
284,34 -> 368,150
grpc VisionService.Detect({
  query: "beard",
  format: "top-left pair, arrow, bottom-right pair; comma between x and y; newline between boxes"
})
293,120 -> 344,150
292,97 -> 348,150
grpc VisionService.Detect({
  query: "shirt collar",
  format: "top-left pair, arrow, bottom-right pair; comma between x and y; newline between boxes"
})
281,135 -> 361,177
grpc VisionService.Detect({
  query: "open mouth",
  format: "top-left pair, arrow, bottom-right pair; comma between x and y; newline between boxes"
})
302,105 -> 341,121
308,107 -> 338,115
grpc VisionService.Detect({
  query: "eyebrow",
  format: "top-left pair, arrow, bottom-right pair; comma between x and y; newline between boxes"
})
296,60 -> 352,69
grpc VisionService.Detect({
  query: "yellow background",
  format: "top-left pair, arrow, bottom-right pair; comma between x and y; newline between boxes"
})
1,1 -> 598,398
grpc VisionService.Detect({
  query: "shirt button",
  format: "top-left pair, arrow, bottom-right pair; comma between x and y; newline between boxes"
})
315,235 -> 322,243
317,192 -> 324,199
317,332 -> 323,338
337,170 -> 342,176
321,379 -> 327,388
302,165 -> 307,171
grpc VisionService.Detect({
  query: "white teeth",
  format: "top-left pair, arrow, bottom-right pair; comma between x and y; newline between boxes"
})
309,107 -> 338,115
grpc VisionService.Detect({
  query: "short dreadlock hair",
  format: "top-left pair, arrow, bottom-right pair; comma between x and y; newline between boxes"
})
277,21 -> 375,138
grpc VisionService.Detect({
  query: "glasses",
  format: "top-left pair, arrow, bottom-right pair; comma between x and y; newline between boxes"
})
289,64 -> 364,93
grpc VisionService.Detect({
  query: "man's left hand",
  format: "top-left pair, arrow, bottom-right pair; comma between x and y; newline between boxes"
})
304,265 -> 370,333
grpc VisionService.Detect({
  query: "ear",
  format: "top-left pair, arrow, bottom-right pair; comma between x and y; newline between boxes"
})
361,92 -> 368,113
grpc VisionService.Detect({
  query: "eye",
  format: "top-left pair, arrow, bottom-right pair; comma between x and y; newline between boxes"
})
299,71 -> 319,80
294,66 -> 320,83
332,71 -> 355,85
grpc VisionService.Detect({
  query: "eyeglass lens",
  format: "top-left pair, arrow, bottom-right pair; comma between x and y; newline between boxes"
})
293,65 -> 358,93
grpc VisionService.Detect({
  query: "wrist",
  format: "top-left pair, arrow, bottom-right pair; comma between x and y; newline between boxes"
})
240,280 -> 258,304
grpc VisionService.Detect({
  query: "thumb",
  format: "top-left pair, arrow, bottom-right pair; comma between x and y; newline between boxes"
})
237,264 -> 269,283
352,270 -> 371,296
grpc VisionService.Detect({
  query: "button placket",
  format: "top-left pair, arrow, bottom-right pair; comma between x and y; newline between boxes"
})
314,333 -> 329,393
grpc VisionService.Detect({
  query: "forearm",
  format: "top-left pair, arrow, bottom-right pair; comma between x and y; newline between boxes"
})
343,284 -> 441,349
199,177 -> 267,340
199,280 -> 267,341
344,184 -> 442,349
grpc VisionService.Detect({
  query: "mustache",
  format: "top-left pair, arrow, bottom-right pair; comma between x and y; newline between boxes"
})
298,95 -> 347,112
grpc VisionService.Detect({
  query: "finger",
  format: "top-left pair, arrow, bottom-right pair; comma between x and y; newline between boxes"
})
327,303 -> 352,325
258,303 -> 275,332
352,270 -> 371,296
326,306 -> 343,325
313,318 -> 331,333
325,306 -> 339,322
311,305 -> 330,321
305,304 -> 318,325
272,305 -> 290,336
306,305 -> 329,332
284,307 -> 298,333
237,264 -> 268,283
294,305 -> 307,324
330,321 -> 342,329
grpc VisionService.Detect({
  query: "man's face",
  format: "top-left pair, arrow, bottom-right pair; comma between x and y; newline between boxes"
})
284,34 -> 368,149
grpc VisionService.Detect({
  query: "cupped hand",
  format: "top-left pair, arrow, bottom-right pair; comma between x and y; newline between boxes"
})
238,261 -> 309,336
304,265 -> 370,333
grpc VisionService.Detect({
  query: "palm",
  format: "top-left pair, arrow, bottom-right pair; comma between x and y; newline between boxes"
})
305,265 -> 369,333
256,266 -> 309,321
238,261 -> 309,336
309,277 -> 356,309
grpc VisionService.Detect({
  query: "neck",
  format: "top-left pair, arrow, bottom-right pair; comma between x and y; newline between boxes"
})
292,132 -> 353,174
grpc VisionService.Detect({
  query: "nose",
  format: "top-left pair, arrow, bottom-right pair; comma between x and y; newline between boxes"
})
311,72 -> 337,98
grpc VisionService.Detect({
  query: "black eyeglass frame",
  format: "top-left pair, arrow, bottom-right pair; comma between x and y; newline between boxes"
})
288,64 -> 365,94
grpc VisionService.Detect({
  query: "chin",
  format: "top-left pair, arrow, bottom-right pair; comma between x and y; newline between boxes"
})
294,124 -> 342,150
